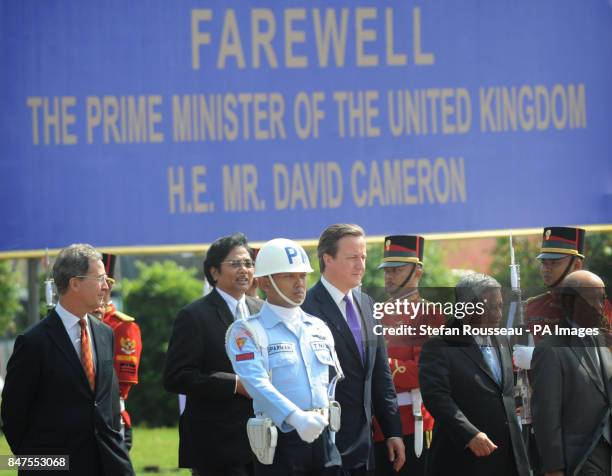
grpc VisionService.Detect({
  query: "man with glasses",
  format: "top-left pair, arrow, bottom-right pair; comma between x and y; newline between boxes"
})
1,244 -> 135,475
164,233 -> 263,476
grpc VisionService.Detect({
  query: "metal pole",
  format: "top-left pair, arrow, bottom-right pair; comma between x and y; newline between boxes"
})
27,258 -> 40,326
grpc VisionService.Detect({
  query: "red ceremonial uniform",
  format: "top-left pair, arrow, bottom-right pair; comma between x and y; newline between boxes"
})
525,292 -> 564,344
373,292 -> 445,442
103,303 -> 142,428
526,292 -> 612,344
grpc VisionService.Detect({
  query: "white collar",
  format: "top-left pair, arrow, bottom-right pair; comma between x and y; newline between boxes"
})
474,334 -> 492,347
56,301 -> 88,329
267,302 -> 302,321
216,287 -> 246,315
321,275 -> 351,305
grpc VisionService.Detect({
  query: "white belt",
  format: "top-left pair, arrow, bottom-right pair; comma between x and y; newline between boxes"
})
397,392 -> 413,406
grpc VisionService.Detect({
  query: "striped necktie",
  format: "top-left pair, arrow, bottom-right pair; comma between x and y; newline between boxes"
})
79,318 -> 96,391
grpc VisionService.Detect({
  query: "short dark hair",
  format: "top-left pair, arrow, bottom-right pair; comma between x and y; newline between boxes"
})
317,224 -> 365,272
53,244 -> 102,295
204,233 -> 249,286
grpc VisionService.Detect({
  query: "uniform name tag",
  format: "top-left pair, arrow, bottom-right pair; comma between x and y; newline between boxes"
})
268,343 -> 294,355
311,341 -> 328,351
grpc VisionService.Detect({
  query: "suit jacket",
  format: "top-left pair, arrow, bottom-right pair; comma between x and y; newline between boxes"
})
1,310 -> 134,476
163,290 -> 263,470
419,332 -> 530,476
302,281 -> 402,470
531,333 -> 612,476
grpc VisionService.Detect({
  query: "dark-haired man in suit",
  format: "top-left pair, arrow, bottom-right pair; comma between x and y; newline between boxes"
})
302,224 -> 404,476
164,233 -> 263,476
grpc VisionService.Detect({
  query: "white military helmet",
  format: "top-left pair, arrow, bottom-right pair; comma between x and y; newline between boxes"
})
254,238 -> 313,278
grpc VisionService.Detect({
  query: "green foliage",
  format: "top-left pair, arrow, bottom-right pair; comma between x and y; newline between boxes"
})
122,261 -> 202,427
420,242 -> 458,288
0,261 -> 22,336
490,236 -> 544,298
584,232 -> 612,290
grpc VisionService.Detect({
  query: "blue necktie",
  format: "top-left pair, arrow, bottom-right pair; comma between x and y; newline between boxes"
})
480,343 -> 502,385
344,295 -> 364,361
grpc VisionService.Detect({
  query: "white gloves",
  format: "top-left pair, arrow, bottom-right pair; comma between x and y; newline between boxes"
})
286,409 -> 328,443
513,345 -> 534,370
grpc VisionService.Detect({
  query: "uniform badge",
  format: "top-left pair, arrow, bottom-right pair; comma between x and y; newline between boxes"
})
385,239 -> 391,250
545,229 -> 551,240
120,337 -> 136,355
236,336 -> 247,350
234,327 -> 253,350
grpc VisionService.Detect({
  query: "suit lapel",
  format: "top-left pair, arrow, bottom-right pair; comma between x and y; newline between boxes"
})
210,289 -> 235,327
45,310 -> 91,391
458,337 -> 500,387
89,316 -> 108,394
493,335 -> 510,389
314,282 -> 363,367
570,336 -> 605,396
352,289 -> 372,368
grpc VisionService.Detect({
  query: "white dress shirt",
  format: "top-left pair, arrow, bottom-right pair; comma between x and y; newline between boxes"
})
216,287 -> 248,320
321,275 -> 354,321
55,301 -> 97,370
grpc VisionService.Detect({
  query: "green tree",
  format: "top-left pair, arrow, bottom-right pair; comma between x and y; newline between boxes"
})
0,260 -> 22,336
122,261 -> 202,427
490,236 -> 544,298
584,231 -> 612,290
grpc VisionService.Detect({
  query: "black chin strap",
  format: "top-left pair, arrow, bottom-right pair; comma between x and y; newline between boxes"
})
549,256 -> 576,288
393,264 -> 418,296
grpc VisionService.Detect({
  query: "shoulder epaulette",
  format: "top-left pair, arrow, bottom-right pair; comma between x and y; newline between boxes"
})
114,310 -> 135,322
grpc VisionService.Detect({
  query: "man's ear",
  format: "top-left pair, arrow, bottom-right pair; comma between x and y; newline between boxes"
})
323,253 -> 333,268
210,266 -> 220,284
68,277 -> 81,293
573,259 -> 583,271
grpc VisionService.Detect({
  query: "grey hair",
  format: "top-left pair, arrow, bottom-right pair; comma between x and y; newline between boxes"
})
53,244 -> 102,295
455,272 -> 501,304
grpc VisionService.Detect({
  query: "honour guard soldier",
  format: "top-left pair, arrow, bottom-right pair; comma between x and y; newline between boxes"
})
99,253 -> 142,451
226,238 -> 343,476
524,226 -> 587,344
373,235 -> 445,476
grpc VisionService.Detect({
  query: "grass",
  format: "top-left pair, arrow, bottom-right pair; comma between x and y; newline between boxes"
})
1,427 -> 191,475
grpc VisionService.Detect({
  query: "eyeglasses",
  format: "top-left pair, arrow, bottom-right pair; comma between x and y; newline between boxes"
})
222,259 -> 255,269
75,274 -> 109,284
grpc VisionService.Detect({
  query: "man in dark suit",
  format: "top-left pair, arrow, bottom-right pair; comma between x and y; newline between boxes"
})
419,273 -> 530,476
302,224 -> 404,476
1,244 -> 134,475
531,270 -> 611,476
164,233 -> 263,476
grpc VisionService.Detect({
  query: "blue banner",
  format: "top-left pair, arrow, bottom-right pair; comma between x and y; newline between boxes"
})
1,1 -> 611,254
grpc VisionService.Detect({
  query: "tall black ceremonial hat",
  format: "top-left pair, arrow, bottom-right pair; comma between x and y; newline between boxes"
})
537,226 -> 585,260
102,253 -> 117,281
378,235 -> 425,269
